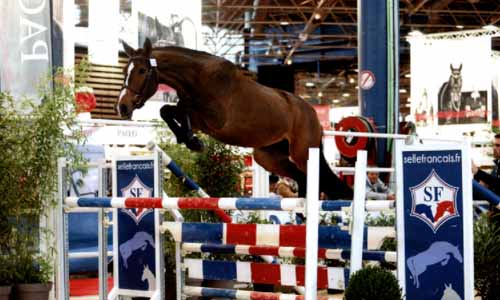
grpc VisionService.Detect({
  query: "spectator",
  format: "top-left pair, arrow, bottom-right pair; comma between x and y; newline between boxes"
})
269,174 -> 298,198
472,133 -> 500,208
366,169 -> 395,200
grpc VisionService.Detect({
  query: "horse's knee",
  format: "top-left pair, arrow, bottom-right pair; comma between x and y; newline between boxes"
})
160,105 -> 176,120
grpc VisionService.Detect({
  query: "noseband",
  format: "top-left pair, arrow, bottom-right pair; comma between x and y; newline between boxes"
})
122,56 -> 159,108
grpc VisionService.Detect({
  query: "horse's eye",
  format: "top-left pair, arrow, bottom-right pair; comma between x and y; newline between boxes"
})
139,68 -> 147,74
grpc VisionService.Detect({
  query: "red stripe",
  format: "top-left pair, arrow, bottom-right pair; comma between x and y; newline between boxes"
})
214,209 -> 232,223
248,246 -> 280,256
318,248 -> 327,259
251,263 -> 280,285
493,120 -> 500,127
437,110 -> 488,119
124,198 -> 162,208
280,225 -> 306,247
226,224 -> 256,245
177,198 -> 220,209
293,247 -> 306,258
250,292 -> 281,300
294,265 -> 329,288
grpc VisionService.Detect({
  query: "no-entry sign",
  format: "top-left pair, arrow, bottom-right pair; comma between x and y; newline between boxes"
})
359,70 -> 376,90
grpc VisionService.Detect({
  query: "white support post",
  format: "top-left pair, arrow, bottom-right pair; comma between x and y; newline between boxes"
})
305,148 -> 320,300
97,164 -> 108,300
350,150 -> 368,275
56,158 -> 69,300
462,139 -> 474,300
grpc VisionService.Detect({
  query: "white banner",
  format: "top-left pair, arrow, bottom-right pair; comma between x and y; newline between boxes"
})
409,33 -> 494,136
83,125 -> 156,145
133,0 -> 201,50
0,0 -> 53,101
89,0 -> 119,65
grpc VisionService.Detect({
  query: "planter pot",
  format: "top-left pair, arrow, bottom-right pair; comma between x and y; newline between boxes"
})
0,286 -> 11,300
14,283 -> 52,300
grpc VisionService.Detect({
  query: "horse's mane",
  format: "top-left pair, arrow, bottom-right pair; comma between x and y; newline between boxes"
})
153,46 -> 216,60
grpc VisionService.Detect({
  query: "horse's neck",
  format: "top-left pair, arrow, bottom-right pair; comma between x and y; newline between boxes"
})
154,49 -> 203,97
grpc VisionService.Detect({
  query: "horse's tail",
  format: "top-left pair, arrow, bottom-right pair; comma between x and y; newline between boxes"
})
319,143 -> 353,200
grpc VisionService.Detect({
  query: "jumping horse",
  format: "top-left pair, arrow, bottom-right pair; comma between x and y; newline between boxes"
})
117,38 -> 353,200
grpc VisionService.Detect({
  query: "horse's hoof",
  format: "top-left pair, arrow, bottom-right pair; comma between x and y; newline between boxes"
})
186,136 -> 204,152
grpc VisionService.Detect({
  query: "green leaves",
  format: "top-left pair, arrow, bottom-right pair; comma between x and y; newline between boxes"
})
474,214 -> 500,300
0,66 -> 85,284
344,266 -> 403,300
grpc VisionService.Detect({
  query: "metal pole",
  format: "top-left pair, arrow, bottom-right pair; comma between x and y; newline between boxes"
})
98,164 -> 108,300
56,158 -> 69,300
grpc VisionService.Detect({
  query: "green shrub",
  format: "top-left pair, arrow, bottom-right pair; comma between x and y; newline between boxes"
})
344,266 -> 402,300
474,214 -> 500,300
0,67 -> 84,284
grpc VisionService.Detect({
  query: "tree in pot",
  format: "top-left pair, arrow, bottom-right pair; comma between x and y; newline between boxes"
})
0,68 -> 85,300
0,255 -> 14,300
344,266 -> 402,300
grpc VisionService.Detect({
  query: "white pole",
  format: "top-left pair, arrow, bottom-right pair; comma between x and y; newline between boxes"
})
350,150 -> 367,275
97,164 -> 108,300
56,158 -> 69,300
305,148 -> 320,300
462,139 -> 474,300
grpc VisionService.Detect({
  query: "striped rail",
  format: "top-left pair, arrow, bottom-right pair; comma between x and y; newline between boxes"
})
183,286 -> 338,300
184,259 -> 349,290
162,222 -> 395,250
65,197 -> 395,211
182,243 -> 397,263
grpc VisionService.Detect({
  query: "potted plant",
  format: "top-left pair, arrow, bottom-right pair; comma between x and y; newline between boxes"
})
344,266 -> 402,300
0,68 -> 85,299
0,255 -> 14,300
474,213 -> 500,300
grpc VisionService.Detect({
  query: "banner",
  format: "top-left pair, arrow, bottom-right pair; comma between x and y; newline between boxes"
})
134,0 -> 201,50
0,0 -> 53,101
409,33 -> 493,133
396,141 -> 473,300
114,156 -> 161,296
89,0 -> 119,65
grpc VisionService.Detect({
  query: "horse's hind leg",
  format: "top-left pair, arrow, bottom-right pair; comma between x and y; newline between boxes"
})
253,140 -> 307,197
160,105 -> 204,151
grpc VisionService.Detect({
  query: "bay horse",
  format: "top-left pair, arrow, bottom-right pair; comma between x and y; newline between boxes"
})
116,38 -> 353,200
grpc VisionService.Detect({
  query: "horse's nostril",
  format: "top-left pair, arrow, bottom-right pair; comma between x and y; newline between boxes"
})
119,104 -> 128,116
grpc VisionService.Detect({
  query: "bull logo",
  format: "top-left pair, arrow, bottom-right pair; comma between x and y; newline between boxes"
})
121,175 -> 153,222
410,169 -> 459,232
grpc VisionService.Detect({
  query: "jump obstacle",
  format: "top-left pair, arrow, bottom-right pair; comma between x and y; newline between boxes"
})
55,133 -> 500,300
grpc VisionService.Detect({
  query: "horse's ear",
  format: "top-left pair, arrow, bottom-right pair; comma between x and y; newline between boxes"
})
122,40 -> 135,57
450,63 -> 453,71
144,38 -> 153,56
458,63 -> 462,71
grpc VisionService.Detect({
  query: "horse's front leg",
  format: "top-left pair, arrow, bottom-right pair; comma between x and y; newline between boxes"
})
160,105 -> 204,151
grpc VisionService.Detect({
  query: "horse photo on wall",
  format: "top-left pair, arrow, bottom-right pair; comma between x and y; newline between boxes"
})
437,63 -> 487,125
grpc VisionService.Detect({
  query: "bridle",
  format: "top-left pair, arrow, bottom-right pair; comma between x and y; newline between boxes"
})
122,56 -> 159,108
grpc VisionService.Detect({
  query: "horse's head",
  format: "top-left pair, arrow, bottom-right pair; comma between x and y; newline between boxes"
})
117,38 -> 159,119
449,63 -> 462,81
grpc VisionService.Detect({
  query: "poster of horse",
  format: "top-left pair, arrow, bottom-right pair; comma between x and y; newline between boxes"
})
408,31 -> 495,133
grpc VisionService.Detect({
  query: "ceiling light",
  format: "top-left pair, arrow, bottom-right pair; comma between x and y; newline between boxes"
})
342,93 -> 350,97
408,30 -> 423,37
318,92 -> 323,97
355,86 -> 359,90
407,97 -> 412,103
483,25 -> 498,31
280,21 -> 289,26
404,73 -> 411,78
314,13 -> 321,20
349,78 -> 355,84
456,25 -> 464,29
286,59 -> 293,65
399,89 -> 407,94
305,82 -> 315,87
405,103 -> 411,108
333,99 -> 340,104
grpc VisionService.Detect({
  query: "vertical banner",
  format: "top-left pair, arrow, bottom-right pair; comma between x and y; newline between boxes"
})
134,0 -> 201,50
396,141 -> 473,300
0,0 -> 53,101
89,0 -> 119,65
114,156 -> 161,297
409,32 -> 493,134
